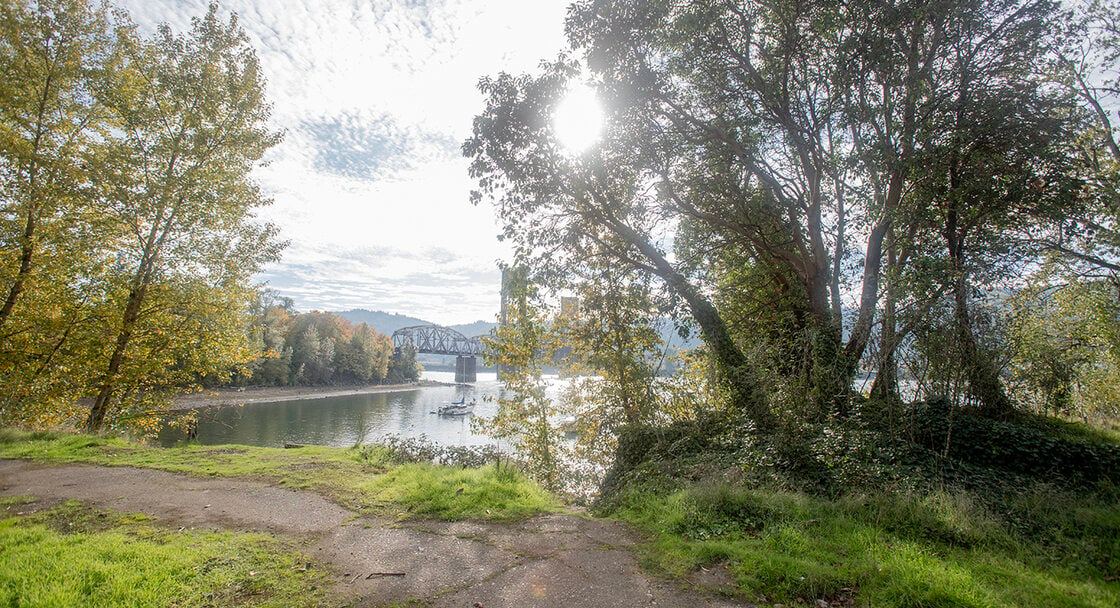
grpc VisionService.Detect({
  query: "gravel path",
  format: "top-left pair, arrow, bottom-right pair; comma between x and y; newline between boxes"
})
0,460 -> 746,608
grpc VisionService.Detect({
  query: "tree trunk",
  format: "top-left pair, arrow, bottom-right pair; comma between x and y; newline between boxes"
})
951,263 -> 1012,417
84,281 -> 146,432
829,169 -> 846,331
600,211 -> 774,430
845,217 -> 890,370
0,62 -> 59,332
0,204 -> 38,331
674,274 -> 774,429
85,221 -> 164,432
809,321 -> 849,418
871,231 -> 899,400
945,197 -> 1012,418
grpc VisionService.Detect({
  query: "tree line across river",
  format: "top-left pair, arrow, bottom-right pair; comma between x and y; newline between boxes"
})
229,297 -> 421,389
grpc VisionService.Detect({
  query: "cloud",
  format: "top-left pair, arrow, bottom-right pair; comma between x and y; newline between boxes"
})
114,0 -> 571,321
257,242 -> 501,323
301,111 -> 458,180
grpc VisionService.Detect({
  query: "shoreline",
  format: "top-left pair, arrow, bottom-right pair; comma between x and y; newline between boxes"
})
173,380 -> 448,410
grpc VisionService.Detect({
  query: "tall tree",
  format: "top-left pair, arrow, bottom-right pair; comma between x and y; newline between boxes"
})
84,4 -> 281,431
468,0 -> 1076,424
387,341 -> 420,383
466,0 -> 885,423
933,0 -> 1075,415
242,290 -> 294,386
466,50 -> 775,431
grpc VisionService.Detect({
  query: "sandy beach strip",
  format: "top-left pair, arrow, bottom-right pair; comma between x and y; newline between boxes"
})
174,380 -> 447,409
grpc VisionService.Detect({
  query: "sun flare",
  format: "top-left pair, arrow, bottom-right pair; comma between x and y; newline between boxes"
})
553,85 -> 603,154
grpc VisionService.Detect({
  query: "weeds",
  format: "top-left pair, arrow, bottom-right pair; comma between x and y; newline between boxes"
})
356,434 -> 504,468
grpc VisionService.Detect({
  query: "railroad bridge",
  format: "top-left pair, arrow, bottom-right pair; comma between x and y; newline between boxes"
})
391,325 -> 485,383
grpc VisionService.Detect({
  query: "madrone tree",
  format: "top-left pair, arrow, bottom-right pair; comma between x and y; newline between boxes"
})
467,0 -> 1079,427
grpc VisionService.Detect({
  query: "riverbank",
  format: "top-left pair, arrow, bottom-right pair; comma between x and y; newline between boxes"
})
173,380 -> 446,409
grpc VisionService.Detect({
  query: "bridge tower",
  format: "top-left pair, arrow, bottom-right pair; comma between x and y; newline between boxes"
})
455,355 -> 476,383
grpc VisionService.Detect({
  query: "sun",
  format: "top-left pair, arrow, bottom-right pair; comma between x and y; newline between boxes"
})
553,84 -> 603,154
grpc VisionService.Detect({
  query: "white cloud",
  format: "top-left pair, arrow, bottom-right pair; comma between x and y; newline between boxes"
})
114,0 -> 570,323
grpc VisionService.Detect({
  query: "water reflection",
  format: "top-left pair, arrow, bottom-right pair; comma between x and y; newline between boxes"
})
161,372 -> 503,448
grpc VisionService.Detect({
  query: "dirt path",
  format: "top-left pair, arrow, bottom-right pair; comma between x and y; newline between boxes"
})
0,460 -> 745,608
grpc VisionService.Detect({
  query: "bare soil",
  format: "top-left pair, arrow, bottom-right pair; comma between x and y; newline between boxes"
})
0,460 -> 749,608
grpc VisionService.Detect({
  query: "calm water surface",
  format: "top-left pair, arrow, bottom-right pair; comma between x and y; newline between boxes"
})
162,371 -> 510,448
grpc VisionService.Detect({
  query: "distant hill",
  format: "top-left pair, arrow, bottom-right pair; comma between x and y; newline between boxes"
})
449,320 -> 497,338
334,309 -> 496,338
333,309 -> 429,335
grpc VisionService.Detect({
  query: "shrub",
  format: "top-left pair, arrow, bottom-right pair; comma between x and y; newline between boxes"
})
358,435 -> 505,469
906,400 -> 1120,485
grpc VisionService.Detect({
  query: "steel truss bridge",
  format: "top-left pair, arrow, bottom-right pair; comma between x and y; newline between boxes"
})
391,325 -> 485,382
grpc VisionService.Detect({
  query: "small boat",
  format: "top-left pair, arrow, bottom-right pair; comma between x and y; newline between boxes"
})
435,398 -> 477,416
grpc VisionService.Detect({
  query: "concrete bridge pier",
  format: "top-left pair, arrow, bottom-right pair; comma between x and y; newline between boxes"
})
455,355 -> 477,383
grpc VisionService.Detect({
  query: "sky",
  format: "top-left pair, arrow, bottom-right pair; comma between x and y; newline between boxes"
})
116,0 -> 574,325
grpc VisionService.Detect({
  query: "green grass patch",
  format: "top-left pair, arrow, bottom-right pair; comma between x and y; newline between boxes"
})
611,481 -> 1120,607
366,461 -> 556,521
0,429 -> 557,521
1017,412 -> 1120,446
0,500 -> 330,608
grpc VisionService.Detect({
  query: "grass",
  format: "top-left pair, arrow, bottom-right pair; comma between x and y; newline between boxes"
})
611,480 -> 1120,607
0,429 -> 558,521
9,425 -> 1114,606
368,461 -> 555,521
1017,411 -> 1120,445
0,497 -> 330,608
0,430 -> 556,607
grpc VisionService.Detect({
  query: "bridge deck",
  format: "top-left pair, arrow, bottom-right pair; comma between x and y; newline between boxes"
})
391,325 -> 483,356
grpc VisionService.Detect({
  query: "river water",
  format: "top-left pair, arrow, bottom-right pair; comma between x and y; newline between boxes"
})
161,371 -> 510,448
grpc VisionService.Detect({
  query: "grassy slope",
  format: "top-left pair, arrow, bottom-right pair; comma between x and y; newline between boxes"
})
0,430 -> 556,521
614,482 -> 1118,607
603,407 -> 1120,608
0,496 -> 330,608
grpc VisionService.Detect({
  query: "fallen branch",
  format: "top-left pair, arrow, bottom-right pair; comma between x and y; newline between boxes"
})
366,572 -> 406,578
